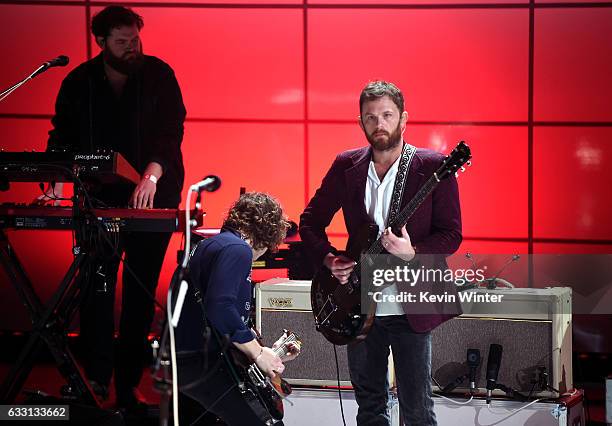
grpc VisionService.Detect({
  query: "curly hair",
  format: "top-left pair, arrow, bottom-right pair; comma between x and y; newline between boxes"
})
223,192 -> 289,252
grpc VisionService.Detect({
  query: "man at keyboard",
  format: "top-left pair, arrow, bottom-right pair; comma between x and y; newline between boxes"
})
38,5 -> 185,412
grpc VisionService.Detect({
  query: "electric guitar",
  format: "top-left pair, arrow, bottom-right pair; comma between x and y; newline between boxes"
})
227,330 -> 302,424
310,141 -> 472,345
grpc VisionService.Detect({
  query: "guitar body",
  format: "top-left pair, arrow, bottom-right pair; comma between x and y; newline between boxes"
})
311,223 -> 379,345
228,346 -> 285,423
224,330 -> 300,424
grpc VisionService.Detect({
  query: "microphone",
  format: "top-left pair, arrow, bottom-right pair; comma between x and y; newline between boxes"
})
31,55 -> 70,79
485,344 -> 503,404
190,175 -> 221,193
467,348 -> 480,393
45,55 -> 70,68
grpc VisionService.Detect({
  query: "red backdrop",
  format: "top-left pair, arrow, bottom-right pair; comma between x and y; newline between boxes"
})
0,1 -> 611,330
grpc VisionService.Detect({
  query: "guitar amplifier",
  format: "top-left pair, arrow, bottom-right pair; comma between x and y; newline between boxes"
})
255,280 -> 352,386
256,280 -> 572,397
432,287 -> 573,398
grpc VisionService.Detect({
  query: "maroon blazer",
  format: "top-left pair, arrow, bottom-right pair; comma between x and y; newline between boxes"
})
299,143 -> 462,333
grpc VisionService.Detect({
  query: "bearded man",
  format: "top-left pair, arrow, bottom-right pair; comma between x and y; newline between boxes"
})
42,5 -> 185,411
300,80 -> 462,425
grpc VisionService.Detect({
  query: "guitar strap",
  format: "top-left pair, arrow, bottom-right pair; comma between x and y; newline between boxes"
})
385,142 -> 417,229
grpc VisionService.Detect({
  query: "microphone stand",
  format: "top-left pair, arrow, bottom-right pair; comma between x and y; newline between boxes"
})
1,61 -> 58,103
153,182 -> 217,426
152,321 -> 172,426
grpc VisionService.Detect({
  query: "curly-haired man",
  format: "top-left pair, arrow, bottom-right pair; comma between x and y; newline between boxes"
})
175,192 -> 299,426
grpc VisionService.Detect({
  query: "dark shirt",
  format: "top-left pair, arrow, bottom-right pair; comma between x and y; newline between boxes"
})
176,229 -> 256,354
48,54 -> 186,208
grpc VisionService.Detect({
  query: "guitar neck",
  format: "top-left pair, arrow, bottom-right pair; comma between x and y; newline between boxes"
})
364,173 -> 440,259
273,333 -> 299,361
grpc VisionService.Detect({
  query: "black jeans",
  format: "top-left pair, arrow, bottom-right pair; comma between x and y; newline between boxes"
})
178,351 -> 284,426
79,230 -> 172,396
347,315 -> 437,426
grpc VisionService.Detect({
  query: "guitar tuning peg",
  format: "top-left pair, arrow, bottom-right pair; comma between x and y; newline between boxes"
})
460,166 -> 466,172
454,172 -> 459,178
467,161 -> 472,167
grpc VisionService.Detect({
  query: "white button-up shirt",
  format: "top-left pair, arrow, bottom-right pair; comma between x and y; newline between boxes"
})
365,157 -> 405,316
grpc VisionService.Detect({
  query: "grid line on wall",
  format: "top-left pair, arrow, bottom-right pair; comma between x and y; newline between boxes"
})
303,0 -> 310,206
4,114 -> 612,127
2,1 -> 612,7
85,0 -> 92,60
528,0 -> 534,280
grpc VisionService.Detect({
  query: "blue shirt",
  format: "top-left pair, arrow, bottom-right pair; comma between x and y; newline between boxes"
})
176,229 -> 255,353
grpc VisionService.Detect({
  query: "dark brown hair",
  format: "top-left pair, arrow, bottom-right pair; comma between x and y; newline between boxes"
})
359,80 -> 404,114
91,6 -> 144,38
223,192 -> 289,251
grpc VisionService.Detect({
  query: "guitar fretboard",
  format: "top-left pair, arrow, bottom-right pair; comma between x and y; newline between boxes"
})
348,173 -> 440,292
273,333 -> 299,360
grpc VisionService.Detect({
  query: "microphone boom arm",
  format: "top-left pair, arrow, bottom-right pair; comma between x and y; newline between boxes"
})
0,55 -> 69,103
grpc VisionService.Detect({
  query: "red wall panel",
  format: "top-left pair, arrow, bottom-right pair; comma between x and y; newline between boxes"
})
91,7 -> 304,120
308,9 -> 529,121
181,122 -> 305,227
534,243 -> 612,254
534,9 -> 612,121
0,5 -> 87,115
406,125 -> 528,239
534,127 -> 612,240
537,0 -> 612,7
307,123 -> 364,234
96,0 -> 301,3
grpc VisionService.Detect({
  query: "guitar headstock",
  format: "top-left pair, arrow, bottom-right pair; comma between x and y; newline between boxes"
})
436,141 -> 472,180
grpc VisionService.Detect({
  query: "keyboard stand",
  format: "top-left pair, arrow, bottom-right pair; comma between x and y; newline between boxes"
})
0,198 -> 101,406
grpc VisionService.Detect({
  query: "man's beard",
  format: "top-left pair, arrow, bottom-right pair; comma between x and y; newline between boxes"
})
103,47 -> 144,75
363,121 -> 403,152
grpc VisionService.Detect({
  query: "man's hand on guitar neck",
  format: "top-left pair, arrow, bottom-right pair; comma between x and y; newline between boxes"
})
272,334 -> 301,362
324,253 -> 356,285
380,225 -> 416,262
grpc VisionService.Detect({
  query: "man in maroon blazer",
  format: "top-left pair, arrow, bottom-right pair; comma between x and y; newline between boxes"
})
300,81 -> 462,426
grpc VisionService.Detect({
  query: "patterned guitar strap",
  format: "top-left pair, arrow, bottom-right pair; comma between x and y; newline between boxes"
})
385,142 -> 416,230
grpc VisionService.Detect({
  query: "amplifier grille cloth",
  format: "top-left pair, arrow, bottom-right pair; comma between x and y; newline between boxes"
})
261,310 -> 553,391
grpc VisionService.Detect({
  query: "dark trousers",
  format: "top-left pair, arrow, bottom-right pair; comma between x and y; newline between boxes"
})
80,230 -> 172,396
178,351 -> 284,426
347,315 -> 437,426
